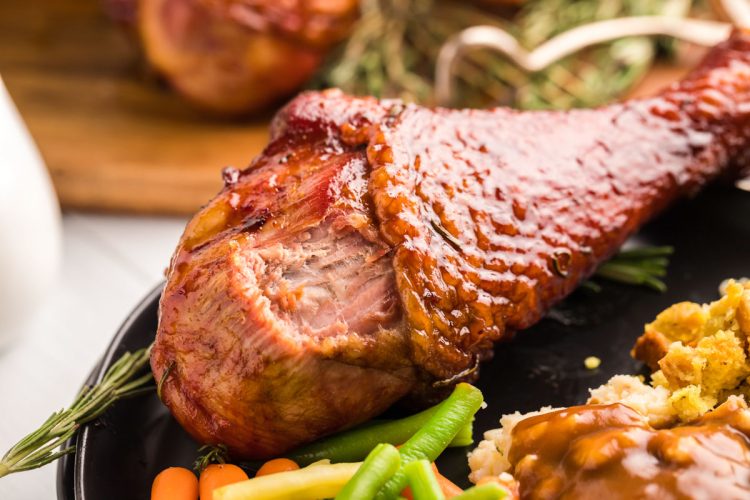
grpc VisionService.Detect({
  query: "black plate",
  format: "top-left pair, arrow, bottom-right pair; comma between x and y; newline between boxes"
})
58,186 -> 750,499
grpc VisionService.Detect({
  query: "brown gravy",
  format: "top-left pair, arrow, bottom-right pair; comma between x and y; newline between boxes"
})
509,398 -> 750,499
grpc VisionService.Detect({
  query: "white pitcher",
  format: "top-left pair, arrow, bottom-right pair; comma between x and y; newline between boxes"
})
0,76 -> 62,348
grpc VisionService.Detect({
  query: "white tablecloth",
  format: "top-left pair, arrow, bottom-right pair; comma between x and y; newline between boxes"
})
0,213 -> 186,499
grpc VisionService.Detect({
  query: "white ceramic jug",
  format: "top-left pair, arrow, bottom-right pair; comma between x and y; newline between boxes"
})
0,76 -> 62,348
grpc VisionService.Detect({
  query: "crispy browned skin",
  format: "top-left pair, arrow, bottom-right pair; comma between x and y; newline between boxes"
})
152,31 -> 750,458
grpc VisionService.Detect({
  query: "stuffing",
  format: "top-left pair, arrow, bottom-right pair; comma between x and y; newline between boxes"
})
469,280 -> 750,485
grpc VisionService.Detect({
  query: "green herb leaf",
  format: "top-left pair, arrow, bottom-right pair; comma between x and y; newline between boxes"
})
194,444 -> 229,473
591,245 -> 673,292
0,345 -> 154,478
312,0 -> 687,109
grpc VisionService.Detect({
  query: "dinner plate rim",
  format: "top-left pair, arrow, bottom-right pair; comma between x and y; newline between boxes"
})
53,186 -> 750,499
56,283 -> 164,500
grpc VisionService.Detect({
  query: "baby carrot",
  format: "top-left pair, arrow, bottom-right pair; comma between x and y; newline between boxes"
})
199,463 -> 248,500
151,467 -> 198,500
433,464 -> 464,498
255,457 -> 300,476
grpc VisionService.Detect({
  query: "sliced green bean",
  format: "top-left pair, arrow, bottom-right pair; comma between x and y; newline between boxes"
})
335,443 -> 400,500
404,459 -> 445,500
287,405 -> 474,466
452,483 -> 507,500
375,383 -> 484,500
451,418 -> 474,447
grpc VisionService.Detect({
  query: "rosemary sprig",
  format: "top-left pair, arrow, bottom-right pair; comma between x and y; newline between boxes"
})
592,245 -> 674,292
0,346 -> 154,478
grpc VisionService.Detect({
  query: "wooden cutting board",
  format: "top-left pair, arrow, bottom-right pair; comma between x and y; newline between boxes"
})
0,0 -> 700,215
0,0 -> 272,214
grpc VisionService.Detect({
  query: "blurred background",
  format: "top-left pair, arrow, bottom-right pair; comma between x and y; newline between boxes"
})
1,0 -> 717,214
0,0 -> 735,497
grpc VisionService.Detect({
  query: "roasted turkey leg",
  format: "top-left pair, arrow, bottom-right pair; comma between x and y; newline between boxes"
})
152,30 -> 750,459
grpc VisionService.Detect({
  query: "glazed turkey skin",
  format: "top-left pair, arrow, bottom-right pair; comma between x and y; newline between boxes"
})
152,30 -> 750,459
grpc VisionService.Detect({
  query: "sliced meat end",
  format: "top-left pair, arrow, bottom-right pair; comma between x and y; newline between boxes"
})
152,151 -> 416,458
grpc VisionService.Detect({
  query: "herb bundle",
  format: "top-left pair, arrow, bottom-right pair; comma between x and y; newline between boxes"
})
314,0 -> 690,109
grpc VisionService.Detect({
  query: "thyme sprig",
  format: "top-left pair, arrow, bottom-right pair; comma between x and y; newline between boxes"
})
0,346 -> 154,478
194,444 -> 229,473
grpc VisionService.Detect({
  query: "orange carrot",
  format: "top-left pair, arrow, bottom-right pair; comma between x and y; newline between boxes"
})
401,463 -> 464,499
199,463 -> 248,500
255,458 -> 300,477
432,464 -> 464,498
151,467 -> 198,500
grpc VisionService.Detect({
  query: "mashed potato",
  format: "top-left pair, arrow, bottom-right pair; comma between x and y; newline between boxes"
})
469,280 -> 750,484
469,375 -> 668,483
587,374 -> 673,426
468,406 -> 559,483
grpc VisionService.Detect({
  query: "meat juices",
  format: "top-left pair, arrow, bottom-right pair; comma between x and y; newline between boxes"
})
509,398 -> 750,499
152,30 -> 750,458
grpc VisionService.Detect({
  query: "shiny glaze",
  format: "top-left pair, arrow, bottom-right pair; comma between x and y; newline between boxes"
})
153,30 -> 750,458
509,398 -> 750,499
364,32 -> 750,380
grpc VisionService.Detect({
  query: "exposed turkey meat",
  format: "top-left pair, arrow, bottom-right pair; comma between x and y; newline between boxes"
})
152,30 -> 750,459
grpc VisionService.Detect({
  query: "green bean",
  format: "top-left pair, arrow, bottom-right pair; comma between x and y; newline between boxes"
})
375,383 -> 484,500
404,460 -> 445,500
335,444 -> 401,500
287,405 -> 474,466
452,483 -> 507,500
451,419 -> 474,447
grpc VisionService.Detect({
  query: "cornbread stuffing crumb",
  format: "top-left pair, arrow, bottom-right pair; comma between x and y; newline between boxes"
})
584,356 -> 601,369
469,280 -> 750,483
635,280 -> 750,422
720,277 -> 749,295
